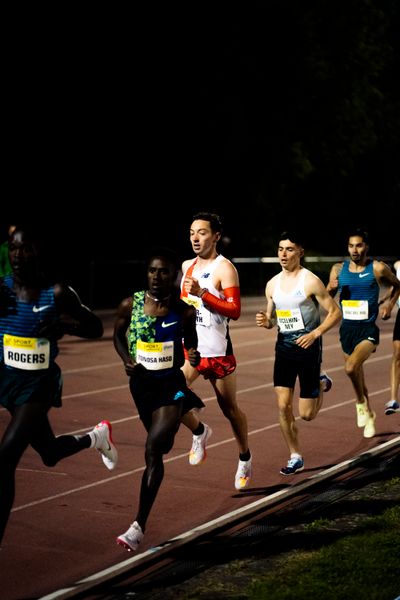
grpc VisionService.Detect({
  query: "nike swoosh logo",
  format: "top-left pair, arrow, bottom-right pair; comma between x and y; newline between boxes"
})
359,273 -> 369,278
161,321 -> 178,328
33,305 -> 51,313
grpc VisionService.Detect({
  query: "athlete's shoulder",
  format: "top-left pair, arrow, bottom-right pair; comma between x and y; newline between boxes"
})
182,257 -> 196,272
304,268 -> 322,283
331,260 -> 345,273
267,271 -> 280,285
217,255 -> 237,271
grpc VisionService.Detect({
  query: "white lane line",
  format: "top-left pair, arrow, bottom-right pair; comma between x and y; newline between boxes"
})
39,434 -> 400,600
12,384 -> 392,513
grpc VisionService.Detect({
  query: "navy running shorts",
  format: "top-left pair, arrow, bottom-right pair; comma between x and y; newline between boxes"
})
129,367 -> 204,429
339,322 -> 379,356
0,362 -> 63,411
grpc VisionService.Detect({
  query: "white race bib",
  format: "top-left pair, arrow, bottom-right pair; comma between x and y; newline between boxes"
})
4,334 -> 50,370
342,300 -> 368,320
136,340 -> 174,370
276,308 -> 305,332
182,294 -> 211,326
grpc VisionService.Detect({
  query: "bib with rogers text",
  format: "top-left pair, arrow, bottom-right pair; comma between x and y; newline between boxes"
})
4,334 -> 50,370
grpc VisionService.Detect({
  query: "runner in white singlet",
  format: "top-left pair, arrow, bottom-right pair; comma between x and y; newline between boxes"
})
256,231 -> 341,476
180,212 -> 252,491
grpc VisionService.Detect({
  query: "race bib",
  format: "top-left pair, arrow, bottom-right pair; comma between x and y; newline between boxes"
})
182,294 -> 211,326
342,300 -> 368,320
3,334 -> 50,370
276,308 -> 305,332
136,340 -> 174,370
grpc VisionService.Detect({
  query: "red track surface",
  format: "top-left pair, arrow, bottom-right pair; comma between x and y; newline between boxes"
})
1,298 -> 399,600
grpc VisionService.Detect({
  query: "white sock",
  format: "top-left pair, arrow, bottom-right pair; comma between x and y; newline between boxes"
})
290,453 -> 302,460
87,431 -> 96,448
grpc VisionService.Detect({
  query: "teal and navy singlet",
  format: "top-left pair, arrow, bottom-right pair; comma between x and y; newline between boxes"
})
338,260 -> 379,326
127,291 -> 185,377
0,275 -> 58,371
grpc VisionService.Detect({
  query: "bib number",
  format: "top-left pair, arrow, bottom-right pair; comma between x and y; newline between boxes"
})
342,300 -> 368,320
136,340 -> 174,370
276,308 -> 305,332
3,334 -> 50,370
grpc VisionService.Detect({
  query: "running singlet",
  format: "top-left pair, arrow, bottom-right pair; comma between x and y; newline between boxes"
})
0,275 -> 58,370
338,259 -> 379,325
181,255 -> 233,358
127,291 -> 185,376
272,268 -> 321,357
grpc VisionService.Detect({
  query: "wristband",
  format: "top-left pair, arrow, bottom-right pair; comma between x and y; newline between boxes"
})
199,288 -> 208,298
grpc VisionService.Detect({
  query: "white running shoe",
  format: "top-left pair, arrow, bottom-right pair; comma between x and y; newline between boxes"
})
234,456 -> 252,490
116,521 -> 144,552
91,420 -> 118,470
189,424 -> 212,465
363,412 -> 376,438
356,402 -> 369,428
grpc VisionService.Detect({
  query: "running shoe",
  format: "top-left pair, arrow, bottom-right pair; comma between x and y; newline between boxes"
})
91,420 -> 118,470
385,400 -> 400,415
189,423 -> 212,465
116,521 -> 144,552
280,456 -> 304,476
363,411 -> 376,438
320,372 -> 333,392
234,456 -> 252,490
356,402 -> 369,428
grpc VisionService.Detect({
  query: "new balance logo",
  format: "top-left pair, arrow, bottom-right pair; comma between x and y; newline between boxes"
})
33,305 -> 51,313
161,321 -> 178,328
359,273 -> 369,278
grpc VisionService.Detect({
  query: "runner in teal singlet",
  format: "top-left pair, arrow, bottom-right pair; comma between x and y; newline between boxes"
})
327,229 -> 400,438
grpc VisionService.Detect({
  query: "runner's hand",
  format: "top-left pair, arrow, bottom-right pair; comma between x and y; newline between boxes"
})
187,348 -> 201,367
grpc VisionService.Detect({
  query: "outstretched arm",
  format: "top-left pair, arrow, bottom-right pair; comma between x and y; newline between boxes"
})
182,304 -> 200,367
374,260 -> 400,320
39,283 -> 103,339
326,262 -> 343,297
295,274 -> 342,350
256,280 -> 276,329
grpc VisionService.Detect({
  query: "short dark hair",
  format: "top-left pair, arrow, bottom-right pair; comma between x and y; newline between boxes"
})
147,246 -> 180,271
279,230 -> 304,248
10,224 -> 45,254
348,228 -> 369,245
192,212 -> 223,234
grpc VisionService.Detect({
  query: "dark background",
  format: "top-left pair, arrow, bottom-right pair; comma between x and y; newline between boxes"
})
3,1 -> 399,306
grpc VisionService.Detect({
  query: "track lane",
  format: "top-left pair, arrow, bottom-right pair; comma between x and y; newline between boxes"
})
0,300 -> 398,599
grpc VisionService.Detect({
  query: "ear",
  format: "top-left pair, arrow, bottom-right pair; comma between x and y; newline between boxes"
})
299,247 -> 305,258
215,231 -> 222,242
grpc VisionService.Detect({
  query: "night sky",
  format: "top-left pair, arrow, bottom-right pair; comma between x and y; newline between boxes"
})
3,2 -> 399,305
